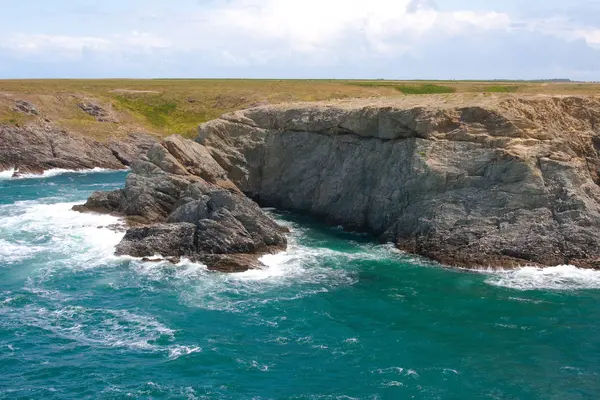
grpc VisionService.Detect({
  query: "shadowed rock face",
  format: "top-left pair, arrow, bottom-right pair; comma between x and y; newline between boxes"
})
75,135 -> 288,272
197,96 -> 600,269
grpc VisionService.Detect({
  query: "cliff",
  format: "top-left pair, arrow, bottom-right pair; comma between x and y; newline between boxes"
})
0,99 -> 157,175
197,95 -> 600,269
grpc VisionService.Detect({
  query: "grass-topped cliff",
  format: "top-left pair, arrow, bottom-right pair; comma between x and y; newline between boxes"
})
1,79 -> 599,141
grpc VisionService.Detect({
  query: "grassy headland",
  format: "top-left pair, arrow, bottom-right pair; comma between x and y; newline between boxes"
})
0,79 -> 598,140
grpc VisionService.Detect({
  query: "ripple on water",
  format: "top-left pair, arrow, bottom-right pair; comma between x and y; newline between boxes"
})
0,302 -> 199,359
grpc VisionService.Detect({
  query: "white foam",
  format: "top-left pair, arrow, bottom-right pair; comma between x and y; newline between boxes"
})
0,201 -> 125,270
0,168 -> 16,180
0,167 -> 124,180
0,304 -> 187,353
485,265 -> 600,291
168,345 -> 202,360
0,239 -> 44,264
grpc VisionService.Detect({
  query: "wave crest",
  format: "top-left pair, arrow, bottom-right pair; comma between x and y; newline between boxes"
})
0,167 -> 124,180
485,265 -> 600,290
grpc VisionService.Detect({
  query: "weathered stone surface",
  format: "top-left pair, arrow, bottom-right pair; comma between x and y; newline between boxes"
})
77,134 -> 288,272
108,133 -> 157,166
0,122 -> 156,173
197,95 -> 600,269
12,100 -> 39,116
0,123 -> 157,175
78,101 -> 118,123
115,223 -> 197,258
72,189 -> 126,214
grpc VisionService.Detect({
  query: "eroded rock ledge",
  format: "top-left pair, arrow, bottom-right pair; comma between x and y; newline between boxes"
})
0,124 -> 157,175
74,135 -> 288,272
196,95 -> 600,269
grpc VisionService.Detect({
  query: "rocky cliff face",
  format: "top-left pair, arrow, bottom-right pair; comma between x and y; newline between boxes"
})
0,97 -> 158,175
197,95 -> 600,269
0,123 -> 156,175
75,135 -> 288,272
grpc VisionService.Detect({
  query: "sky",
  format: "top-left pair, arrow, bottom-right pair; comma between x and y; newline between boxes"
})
0,0 -> 599,80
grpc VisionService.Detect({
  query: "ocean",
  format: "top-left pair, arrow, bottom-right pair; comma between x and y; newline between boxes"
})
1,170 -> 599,399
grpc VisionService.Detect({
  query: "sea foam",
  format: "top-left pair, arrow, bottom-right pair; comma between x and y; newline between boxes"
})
0,167 -> 123,181
485,264 -> 600,291
0,200 -> 125,268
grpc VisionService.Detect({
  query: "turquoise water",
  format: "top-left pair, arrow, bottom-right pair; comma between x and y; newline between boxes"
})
1,171 -> 600,400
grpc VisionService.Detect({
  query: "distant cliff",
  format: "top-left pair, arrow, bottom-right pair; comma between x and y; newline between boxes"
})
0,99 -> 157,175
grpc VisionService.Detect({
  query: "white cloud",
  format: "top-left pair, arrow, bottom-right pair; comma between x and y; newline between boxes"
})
0,0 -> 599,78
5,34 -> 111,55
203,0 -> 512,58
572,29 -> 600,48
2,0 -> 514,61
3,31 -> 170,58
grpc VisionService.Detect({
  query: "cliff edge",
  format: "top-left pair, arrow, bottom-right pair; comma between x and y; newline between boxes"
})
197,95 -> 600,269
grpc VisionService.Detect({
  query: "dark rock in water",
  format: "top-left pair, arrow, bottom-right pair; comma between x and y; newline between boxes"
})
116,223 -> 197,258
76,134 -> 288,272
141,257 -> 180,264
72,189 -> 127,214
12,100 -> 39,116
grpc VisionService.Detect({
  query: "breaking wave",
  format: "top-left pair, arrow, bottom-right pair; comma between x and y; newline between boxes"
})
484,265 -> 600,291
0,167 -> 123,180
0,200 -> 125,269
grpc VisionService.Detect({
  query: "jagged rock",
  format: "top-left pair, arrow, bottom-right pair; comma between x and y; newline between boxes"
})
197,96 -> 600,269
12,100 -> 39,115
0,123 -> 157,175
109,133 -> 157,166
72,189 -> 126,214
115,223 -> 197,258
76,134 -> 288,272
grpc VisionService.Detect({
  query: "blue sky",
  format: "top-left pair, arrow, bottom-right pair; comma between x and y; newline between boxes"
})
1,0 -> 599,80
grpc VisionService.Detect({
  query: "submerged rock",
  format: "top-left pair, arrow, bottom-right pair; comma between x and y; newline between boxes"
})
76,134 -> 288,272
196,95 -> 600,269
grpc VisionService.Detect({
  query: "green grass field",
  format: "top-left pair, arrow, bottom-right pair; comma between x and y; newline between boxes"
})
0,79 -> 598,140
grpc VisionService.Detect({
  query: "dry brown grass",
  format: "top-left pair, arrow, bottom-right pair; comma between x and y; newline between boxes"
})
0,79 -> 598,141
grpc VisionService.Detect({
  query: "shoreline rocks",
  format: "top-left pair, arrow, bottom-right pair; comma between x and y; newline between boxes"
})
74,135 -> 288,272
0,124 -> 157,176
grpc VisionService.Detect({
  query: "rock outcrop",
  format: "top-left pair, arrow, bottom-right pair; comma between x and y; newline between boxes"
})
0,123 -> 157,175
75,135 -> 288,272
11,100 -> 39,116
78,101 -> 118,123
196,95 -> 600,269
